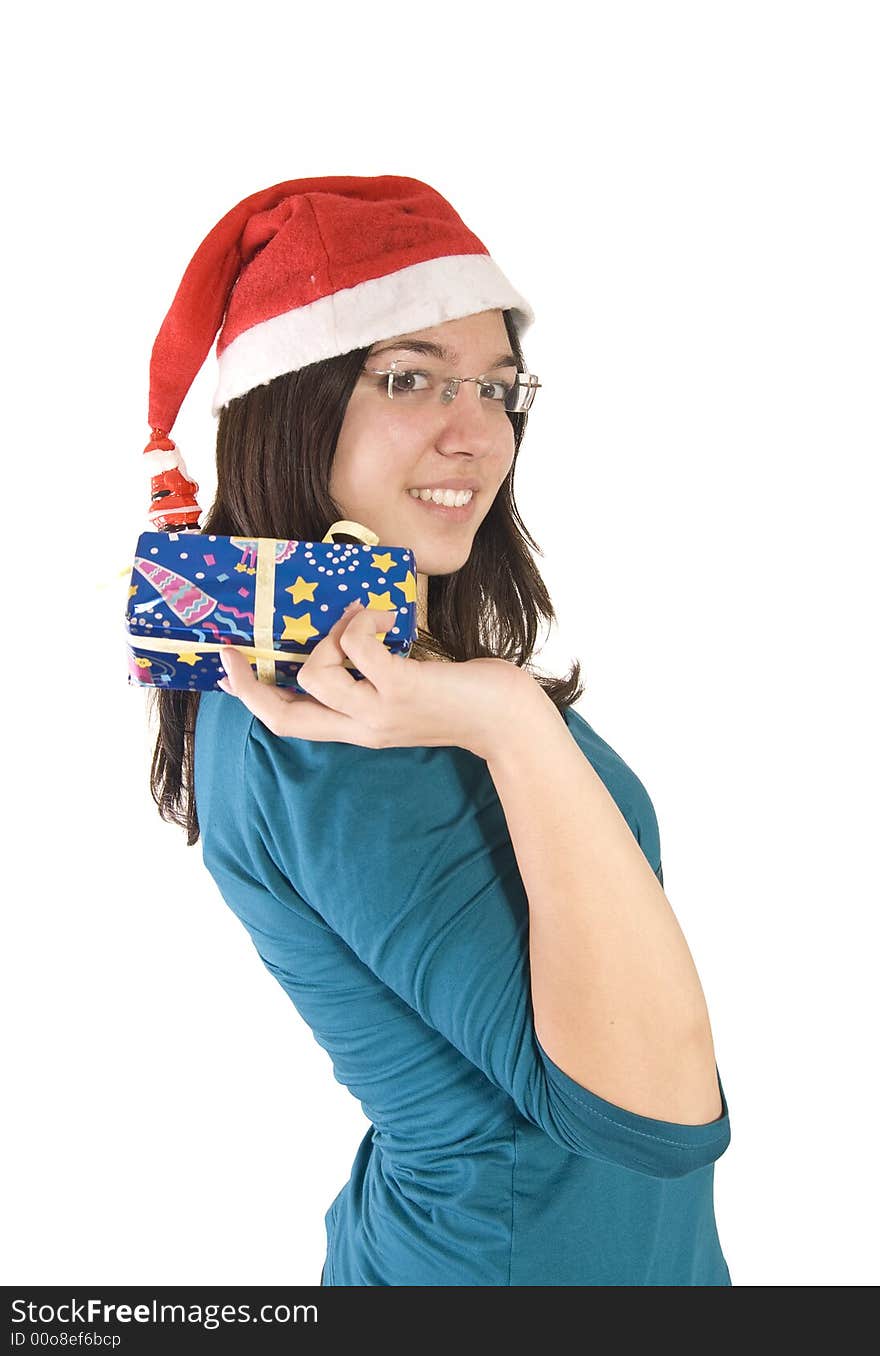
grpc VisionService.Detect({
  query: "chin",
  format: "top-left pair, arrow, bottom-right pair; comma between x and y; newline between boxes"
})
347,503 -> 481,578
414,556 -> 472,582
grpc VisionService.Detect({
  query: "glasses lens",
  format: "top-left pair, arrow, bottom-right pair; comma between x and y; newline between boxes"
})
387,368 -> 436,402
506,373 -> 540,413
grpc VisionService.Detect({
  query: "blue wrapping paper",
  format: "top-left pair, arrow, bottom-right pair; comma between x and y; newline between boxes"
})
123,523 -> 418,692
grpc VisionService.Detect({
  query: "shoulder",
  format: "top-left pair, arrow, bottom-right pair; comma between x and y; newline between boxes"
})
244,709 -> 490,861
198,690 -> 661,874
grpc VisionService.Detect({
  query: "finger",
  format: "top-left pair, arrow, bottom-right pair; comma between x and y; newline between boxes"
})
295,599 -> 389,688
300,606 -> 399,717
217,643 -> 312,706
300,598 -> 370,674
216,604 -> 367,735
218,599 -> 362,691
217,642 -> 359,740
338,606 -> 399,687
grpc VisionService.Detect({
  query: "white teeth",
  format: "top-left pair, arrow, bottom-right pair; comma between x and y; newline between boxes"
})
407,487 -> 474,507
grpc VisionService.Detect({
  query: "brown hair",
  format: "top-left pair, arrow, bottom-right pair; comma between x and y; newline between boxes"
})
147,309 -> 585,845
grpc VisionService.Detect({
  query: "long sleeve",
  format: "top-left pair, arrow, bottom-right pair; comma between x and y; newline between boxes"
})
242,708 -> 730,1180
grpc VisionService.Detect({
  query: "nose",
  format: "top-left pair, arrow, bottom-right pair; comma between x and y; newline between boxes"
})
440,376 -> 490,407
439,377 -> 464,405
434,383 -> 502,448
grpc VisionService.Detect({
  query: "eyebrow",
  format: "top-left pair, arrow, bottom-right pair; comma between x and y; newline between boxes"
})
368,339 -> 518,370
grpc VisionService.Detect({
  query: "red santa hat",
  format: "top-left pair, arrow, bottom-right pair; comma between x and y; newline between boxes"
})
143,174 -> 535,531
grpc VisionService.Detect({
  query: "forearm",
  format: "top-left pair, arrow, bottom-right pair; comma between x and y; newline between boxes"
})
485,675 -> 722,1126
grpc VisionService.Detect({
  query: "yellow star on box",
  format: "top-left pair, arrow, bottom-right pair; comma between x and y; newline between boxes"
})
363,593 -> 398,640
280,613 -> 321,644
393,569 -> 418,605
128,585 -> 138,600
366,567 -> 417,606
284,577 -> 319,604
175,651 -> 201,666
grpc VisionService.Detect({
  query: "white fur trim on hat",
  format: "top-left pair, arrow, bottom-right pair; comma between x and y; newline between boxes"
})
211,253 -> 534,416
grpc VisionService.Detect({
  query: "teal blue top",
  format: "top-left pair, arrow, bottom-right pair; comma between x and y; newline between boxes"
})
194,689 -> 732,1286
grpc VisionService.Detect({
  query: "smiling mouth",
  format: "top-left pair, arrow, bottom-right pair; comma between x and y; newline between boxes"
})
403,488 -> 478,521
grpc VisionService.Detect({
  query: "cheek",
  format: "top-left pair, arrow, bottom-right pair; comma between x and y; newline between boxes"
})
331,439 -> 408,503
337,417 -> 418,487
375,412 -> 420,453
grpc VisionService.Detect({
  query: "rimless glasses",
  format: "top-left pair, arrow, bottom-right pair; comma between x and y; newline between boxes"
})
362,357 -> 541,414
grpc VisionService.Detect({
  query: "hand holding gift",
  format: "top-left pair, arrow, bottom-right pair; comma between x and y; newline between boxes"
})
216,598 -> 526,762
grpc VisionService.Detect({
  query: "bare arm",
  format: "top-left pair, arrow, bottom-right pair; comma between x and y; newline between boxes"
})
484,671 -> 723,1126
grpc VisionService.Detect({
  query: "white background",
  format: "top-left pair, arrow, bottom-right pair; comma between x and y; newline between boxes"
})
3,0 -> 877,1288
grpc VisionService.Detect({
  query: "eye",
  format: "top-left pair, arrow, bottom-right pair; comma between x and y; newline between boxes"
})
479,377 -> 514,401
386,368 -> 430,395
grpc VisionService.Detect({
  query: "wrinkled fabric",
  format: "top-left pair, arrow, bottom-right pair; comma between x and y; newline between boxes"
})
194,689 -> 731,1286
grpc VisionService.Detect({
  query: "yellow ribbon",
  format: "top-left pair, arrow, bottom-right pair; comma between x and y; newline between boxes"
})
253,535 -> 277,683
124,520 -> 384,682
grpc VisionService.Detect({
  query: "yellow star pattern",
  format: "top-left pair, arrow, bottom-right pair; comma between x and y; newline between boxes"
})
365,591 -> 395,611
280,613 -> 321,644
175,650 -> 201,666
389,569 -> 418,605
371,554 -> 416,609
284,576 -> 319,604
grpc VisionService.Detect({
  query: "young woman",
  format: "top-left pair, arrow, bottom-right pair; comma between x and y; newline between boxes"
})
145,175 -> 732,1286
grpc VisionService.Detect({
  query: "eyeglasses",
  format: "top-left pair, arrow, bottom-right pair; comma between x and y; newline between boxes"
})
362,358 -> 541,414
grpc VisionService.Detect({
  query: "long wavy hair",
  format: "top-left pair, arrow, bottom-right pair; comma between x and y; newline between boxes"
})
147,307 -> 585,845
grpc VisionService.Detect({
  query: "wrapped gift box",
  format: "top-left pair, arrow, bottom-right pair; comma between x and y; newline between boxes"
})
123,521 -> 418,692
